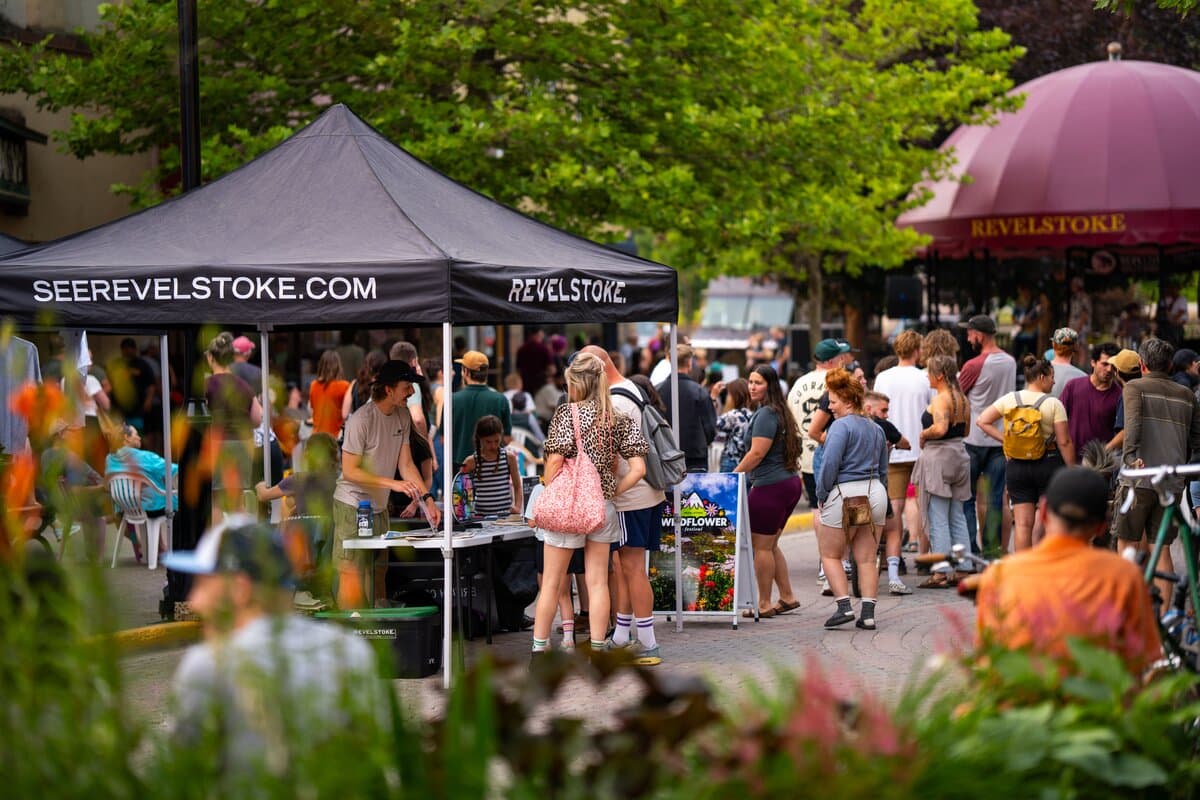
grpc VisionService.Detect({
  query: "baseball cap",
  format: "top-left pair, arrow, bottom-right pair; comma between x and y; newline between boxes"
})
1109,348 -> 1141,375
375,359 -> 417,385
1044,467 -> 1110,526
232,336 -> 255,355
814,338 -> 852,362
162,515 -> 294,587
1052,327 -> 1078,346
958,315 -> 997,335
455,350 -> 489,371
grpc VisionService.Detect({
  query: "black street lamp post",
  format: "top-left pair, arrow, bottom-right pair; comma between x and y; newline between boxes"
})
167,0 -> 206,618
177,0 -> 201,192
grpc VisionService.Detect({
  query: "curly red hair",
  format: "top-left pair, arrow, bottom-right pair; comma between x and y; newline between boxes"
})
825,368 -> 864,412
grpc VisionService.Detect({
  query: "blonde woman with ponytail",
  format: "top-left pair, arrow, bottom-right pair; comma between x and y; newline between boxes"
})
531,352 -> 648,657
912,355 -> 972,587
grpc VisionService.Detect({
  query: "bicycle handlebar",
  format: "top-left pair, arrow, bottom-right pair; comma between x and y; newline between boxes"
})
1120,464 -> 1200,480
1119,464 -> 1200,518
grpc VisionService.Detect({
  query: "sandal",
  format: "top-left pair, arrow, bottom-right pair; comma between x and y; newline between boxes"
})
743,608 -> 776,619
773,599 -> 801,615
918,575 -> 952,589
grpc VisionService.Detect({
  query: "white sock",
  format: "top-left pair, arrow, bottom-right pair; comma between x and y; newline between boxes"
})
887,556 -> 900,583
636,616 -> 657,649
842,559 -> 852,573
612,613 -> 633,645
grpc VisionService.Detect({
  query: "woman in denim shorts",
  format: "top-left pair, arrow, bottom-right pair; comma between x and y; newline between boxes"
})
530,353 -> 648,656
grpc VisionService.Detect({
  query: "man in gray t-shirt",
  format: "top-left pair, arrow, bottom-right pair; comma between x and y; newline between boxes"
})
332,360 -> 440,608
957,315 -> 1016,554
1049,327 -> 1087,398
164,517 -> 384,776
230,336 -> 263,394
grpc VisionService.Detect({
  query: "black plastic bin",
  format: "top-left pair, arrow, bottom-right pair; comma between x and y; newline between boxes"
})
316,607 -> 441,678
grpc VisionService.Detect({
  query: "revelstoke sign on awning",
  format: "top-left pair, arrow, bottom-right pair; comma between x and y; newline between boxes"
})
897,59 -> 1200,257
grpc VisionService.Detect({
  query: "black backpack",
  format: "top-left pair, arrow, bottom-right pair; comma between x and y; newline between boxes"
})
611,387 -> 687,490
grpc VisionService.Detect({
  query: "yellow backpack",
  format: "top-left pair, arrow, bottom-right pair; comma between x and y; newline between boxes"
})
1002,392 -> 1050,460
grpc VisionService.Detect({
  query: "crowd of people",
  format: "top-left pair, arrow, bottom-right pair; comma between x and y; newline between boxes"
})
17,279 -> 1200,785
16,309 -> 1200,684
713,315 -> 1196,671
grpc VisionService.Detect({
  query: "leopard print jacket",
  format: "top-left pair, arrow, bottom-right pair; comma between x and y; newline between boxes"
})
543,399 -> 648,499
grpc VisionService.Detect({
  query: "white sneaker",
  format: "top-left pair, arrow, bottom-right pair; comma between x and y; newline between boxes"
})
889,581 -> 913,596
816,568 -> 826,585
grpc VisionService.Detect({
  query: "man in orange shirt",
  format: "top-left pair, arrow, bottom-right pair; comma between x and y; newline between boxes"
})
976,467 -> 1160,675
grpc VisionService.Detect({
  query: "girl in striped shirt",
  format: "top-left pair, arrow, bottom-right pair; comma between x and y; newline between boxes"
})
460,415 -> 522,516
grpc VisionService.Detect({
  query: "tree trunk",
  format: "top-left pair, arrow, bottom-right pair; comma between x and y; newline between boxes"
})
843,301 -> 867,351
804,254 -> 823,358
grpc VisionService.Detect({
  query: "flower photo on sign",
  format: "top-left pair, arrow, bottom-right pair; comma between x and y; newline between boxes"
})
652,473 -> 741,613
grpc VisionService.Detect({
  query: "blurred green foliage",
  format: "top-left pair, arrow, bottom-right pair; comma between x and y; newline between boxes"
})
2,539 -> 1199,799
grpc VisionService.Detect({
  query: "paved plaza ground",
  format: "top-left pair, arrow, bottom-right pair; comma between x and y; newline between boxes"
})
105,522 -> 974,729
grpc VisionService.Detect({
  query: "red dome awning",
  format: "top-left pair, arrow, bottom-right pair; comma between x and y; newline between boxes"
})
897,59 -> 1200,257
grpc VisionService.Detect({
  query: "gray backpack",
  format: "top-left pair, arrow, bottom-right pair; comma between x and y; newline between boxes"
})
611,387 -> 687,490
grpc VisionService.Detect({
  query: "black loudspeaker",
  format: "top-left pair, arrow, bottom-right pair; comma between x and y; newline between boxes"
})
886,276 -> 923,319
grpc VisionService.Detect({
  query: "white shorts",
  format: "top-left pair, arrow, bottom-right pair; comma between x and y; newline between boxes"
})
541,501 -> 621,549
819,479 -> 888,529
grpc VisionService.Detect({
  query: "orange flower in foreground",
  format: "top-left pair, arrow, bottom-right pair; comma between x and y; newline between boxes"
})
2,452 -> 38,559
10,381 -> 67,445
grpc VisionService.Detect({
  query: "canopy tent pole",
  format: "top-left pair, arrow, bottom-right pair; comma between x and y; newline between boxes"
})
441,322 -> 454,689
258,325 -> 272,489
159,334 -> 173,539
668,324 -> 683,632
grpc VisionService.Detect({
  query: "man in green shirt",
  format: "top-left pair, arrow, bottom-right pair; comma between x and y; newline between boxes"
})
450,350 -> 512,471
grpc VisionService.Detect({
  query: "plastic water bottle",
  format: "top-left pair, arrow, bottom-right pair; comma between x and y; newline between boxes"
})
356,500 -> 373,537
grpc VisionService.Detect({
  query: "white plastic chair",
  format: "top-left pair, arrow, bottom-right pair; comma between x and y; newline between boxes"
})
107,472 -> 171,569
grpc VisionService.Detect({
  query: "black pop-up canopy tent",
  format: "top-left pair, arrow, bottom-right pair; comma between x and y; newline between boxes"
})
0,233 -> 25,256
0,104 -> 676,326
0,104 -> 680,686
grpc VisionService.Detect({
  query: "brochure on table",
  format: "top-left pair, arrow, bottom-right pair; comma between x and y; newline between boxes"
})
651,472 -> 758,629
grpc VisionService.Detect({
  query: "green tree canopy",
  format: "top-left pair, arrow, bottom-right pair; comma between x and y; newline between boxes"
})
0,0 -> 1021,324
